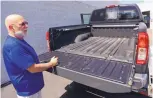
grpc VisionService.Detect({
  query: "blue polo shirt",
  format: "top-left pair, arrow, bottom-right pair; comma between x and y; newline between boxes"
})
3,35 -> 44,96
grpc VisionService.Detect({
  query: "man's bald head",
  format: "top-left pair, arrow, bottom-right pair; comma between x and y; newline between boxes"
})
5,14 -> 24,30
5,14 -> 28,38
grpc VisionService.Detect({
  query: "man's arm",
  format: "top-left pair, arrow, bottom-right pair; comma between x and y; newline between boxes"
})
10,46 -> 58,73
27,56 -> 58,73
27,63 -> 51,73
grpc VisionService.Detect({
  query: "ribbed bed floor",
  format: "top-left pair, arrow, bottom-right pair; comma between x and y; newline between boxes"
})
57,37 -> 135,63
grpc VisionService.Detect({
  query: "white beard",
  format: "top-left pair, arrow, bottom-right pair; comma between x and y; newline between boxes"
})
15,31 -> 26,38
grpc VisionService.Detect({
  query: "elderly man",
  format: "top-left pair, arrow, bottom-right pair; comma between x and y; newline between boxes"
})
3,14 -> 58,98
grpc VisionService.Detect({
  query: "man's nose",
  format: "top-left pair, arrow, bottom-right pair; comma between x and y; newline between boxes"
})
25,24 -> 28,28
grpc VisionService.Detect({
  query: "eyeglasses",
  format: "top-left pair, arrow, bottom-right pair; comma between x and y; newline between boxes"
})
19,21 -> 28,26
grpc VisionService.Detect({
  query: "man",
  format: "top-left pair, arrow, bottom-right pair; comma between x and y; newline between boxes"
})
3,14 -> 58,98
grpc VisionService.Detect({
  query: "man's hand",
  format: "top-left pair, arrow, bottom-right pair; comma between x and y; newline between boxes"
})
27,56 -> 58,73
49,56 -> 58,67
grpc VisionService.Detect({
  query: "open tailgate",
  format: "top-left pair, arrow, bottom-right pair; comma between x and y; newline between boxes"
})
39,51 -> 135,93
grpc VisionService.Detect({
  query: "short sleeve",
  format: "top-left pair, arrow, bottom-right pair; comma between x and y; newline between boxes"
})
10,46 -> 35,70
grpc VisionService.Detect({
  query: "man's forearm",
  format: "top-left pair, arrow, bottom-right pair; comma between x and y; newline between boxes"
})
27,62 -> 52,73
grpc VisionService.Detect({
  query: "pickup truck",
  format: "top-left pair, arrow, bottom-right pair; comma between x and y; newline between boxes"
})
39,4 -> 153,97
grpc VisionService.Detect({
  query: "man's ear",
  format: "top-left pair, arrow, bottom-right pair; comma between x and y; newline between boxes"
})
9,25 -> 13,30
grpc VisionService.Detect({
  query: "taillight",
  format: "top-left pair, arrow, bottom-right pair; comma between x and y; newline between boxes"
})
136,32 -> 149,65
46,31 -> 49,40
106,5 -> 116,8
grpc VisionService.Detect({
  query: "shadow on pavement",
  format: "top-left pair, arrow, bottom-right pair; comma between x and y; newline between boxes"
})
60,82 -> 150,98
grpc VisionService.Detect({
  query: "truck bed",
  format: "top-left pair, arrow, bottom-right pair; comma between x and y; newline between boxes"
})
39,36 -> 136,93
57,36 -> 135,63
